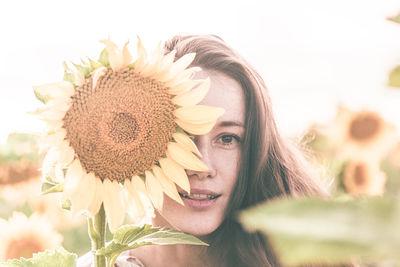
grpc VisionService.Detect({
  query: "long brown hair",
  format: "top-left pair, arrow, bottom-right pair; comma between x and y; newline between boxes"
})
165,34 -> 328,267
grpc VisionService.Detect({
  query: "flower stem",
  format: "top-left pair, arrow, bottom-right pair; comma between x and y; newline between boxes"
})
88,204 -> 106,267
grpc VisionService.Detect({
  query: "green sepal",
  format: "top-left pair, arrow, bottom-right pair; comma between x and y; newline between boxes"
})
388,65 -> 400,88
128,62 -> 136,69
72,63 -> 91,78
61,199 -> 72,211
0,247 -> 77,267
89,58 -> 102,70
41,181 -> 64,194
63,72 -> 76,85
98,48 -> 110,68
33,88 -> 49,104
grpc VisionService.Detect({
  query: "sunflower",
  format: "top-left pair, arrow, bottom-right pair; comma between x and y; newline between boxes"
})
0,212 -> 63,261
33,38 -> 224,232
342,158 -> 386,196
0,160 -> 42,205
326,106 -> 397,160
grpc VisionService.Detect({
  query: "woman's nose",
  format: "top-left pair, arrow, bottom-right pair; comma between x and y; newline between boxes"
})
186,140 -> 216,179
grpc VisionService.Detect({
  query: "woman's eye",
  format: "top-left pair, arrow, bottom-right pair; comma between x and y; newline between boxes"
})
217,134 -> 240,147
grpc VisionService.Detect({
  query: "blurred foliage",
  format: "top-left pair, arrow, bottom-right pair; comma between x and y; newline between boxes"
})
240,197 -> 400,266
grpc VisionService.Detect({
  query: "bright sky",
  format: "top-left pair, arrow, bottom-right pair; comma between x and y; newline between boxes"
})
1,0 -> 400,144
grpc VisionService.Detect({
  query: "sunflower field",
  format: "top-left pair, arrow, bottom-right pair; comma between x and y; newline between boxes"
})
1,4 -> 400,267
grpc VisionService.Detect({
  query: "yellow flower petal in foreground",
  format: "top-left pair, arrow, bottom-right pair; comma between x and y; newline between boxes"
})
145,170 -> 164,210
153,166 -> 184,205
34,38 -> 223,231
0,212 -> 63,261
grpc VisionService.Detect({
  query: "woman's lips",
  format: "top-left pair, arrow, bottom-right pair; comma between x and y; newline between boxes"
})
178,189 -> 221,210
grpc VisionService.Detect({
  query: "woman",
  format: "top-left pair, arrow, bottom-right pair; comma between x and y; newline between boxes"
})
79,34 -> 327,267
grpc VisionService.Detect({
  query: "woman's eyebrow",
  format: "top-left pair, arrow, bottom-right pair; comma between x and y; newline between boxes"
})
217,121 -> 244,128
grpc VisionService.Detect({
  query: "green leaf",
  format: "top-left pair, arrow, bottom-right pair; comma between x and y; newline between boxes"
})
97,224 -> 208,266
388,66 -> 400,88
72,63 -> 91,78
98,48 -> 110,68
239,197 -> 400,266
1,247 -> 77,267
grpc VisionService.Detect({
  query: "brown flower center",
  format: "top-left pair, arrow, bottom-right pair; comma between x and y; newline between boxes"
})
348,113 -> 381,142
5,236 -> 44,260
63,69 -> 175,182
354,164 -> 367,186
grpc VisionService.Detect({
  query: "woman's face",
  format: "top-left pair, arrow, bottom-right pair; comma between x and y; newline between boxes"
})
153,69 -> 245,236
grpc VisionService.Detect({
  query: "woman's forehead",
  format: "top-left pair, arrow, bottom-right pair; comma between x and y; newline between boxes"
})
195,70 -> 246,124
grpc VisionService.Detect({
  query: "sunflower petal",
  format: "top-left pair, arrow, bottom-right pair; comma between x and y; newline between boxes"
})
87,176 -> 104,216
33,81 -> 74,100
172,77 -> 210,106
100,39 -> 123,71
92,67 -> 107,89
134,36 -> 148,73
145,170 -> 164,210
103,179 -> 125,233
164,67 -> 201,88
70,172 -> 96,216
153,50 -> 177,78
175,119 -> 218,135
57,140 -> 75,166
140,41 -> 163,77
153,166 -> 183,205
173,132 -> 201,157
64,159 -> 84,197
167,78 -> 202,96
167,142 -> 208,172
174,105 -> 224,124
123,179 -> 145,219
158,53 -> 196,82
159,157 -> 190,194
122,41 -> 132,68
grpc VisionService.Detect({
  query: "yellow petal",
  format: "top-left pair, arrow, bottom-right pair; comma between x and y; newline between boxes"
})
164,67 -> 201,88
70,172 -> 96,216
167,78 -> 202,96
153,166 -> 183,206
167,142 -> 208,172
134,36 -> 148,73
173,132 -> 201,157
33,81 -> 74,100
153,50 -> 177,78
87,176 -> 104,216
123,179 -> 145,219
159,157 -> 190,194
103,179 -> 125,233
158,53 -> 196,82
172,77 -> 210,106
64,159 -> 84,197
122,41 -> 132,68
140,41 -> 163,77
145,170 -> 164,210
57,140 -> 75,166
130,175 -> 148,196
92,67 -> 107,89
175,119 -> 217,135
174,105 -> 224,124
